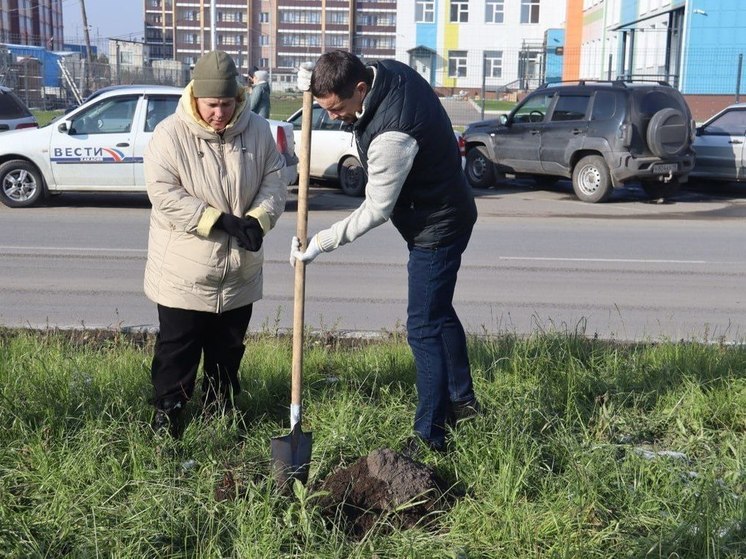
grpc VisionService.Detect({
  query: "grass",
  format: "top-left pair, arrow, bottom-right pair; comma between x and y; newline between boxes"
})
31,110 -> 64,127
0,328 -> 743,558
476,99 -> 516,112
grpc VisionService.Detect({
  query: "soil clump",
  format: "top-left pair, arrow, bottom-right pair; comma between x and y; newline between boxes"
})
314,448 -> 454,538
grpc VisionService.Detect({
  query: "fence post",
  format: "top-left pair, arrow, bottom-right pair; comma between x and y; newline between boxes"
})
481,53 -> 486,121
736,53 -> 743,103
607,54 -> 612,80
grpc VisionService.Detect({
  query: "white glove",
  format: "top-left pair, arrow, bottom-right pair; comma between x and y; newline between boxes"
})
297,62 -> 314,92
290,235 -> 323,267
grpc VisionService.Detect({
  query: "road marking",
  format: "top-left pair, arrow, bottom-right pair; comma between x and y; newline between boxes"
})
0,246 -> 146,254
500,256 -> 708,264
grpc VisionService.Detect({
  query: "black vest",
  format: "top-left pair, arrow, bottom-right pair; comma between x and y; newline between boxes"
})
353,60 -> 477,247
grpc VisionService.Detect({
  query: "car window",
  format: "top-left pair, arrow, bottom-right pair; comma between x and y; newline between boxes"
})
591,90 -> 622,121
551,94 -> 590,121
319,111 -> 344,131
290,106 -> 326,130
511,92 -> 554,124
69,95 -> 139,135
144,96 -> 179,132
0,89 -> 32,118
702,109 -> 746,136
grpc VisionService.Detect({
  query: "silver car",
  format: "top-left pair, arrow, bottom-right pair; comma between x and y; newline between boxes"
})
0,85 -> 297,208
691,103 -> 746,182
0,85 -> 38,132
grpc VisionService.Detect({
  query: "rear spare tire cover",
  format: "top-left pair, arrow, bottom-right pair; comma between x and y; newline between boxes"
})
646,107 -> 688,158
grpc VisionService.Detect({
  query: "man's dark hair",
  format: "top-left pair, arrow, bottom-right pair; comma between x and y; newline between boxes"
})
311,50 -> 371,99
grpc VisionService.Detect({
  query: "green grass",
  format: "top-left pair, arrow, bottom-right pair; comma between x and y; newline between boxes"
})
270,94 -> 303,121
31,97 -> 299,126
31,109 -> 64,127
0,328 -> 743,558
477,99 -> 516,112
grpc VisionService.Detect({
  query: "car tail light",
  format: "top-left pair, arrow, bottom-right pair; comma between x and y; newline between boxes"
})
16,122 -> 38,130
457,134 -> 465,157
275,126 -> 288,154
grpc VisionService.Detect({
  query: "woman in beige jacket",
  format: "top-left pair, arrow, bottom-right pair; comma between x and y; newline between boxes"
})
144,50 -> 287,436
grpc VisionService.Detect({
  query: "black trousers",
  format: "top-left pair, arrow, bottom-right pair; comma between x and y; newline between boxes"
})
151,303 -> 253,408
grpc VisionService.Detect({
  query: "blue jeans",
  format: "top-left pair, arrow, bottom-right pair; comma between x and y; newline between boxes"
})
407,230 -> 474,449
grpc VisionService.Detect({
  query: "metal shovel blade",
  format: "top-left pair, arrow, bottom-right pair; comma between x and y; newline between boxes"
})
270,423 -> 313,486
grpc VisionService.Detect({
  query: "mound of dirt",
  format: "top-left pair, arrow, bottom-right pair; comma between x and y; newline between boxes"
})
315,448 -> 453,538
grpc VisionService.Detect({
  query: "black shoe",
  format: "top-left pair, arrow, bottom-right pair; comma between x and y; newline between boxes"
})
450,398 -> 482,425
400,434 -> 445,459
151,401 -> 184,438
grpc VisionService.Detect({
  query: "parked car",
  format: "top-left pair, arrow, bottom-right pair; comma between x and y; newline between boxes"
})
690,102 -> 746,183
286,102 -> 466,197
0,85 -> 297,208
0,85 -> 38,132
463,80 -> 696,202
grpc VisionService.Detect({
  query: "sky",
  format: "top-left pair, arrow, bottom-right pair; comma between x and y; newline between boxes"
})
62,0 -> 145,48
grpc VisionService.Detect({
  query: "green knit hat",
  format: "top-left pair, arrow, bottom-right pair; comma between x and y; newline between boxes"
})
192,50 -> 239,98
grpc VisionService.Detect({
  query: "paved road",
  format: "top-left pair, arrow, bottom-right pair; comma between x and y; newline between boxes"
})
2,180 -> 746,342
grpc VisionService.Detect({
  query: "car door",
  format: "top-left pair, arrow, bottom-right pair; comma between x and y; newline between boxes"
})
493,91 -> 554,174
50,94 -> 141,190
541,92 -> 590,175
693,107 -> 746,181
133,94 -> 180,189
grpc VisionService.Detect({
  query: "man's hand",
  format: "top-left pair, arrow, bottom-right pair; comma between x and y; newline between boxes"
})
290,235 -> 323,267
215,214 -> 263,251
297,62 -> 314,92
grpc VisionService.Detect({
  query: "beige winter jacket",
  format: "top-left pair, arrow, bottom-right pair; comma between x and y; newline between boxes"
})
143,84 -> 287,312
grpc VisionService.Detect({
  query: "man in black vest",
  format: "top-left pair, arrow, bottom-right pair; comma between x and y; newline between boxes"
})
290,50 -> 479,454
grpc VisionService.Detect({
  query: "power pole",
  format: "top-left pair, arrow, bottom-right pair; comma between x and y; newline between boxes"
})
80,0 -> 93,93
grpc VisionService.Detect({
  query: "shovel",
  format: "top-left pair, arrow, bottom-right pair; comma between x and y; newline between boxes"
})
270,87 -> 314,487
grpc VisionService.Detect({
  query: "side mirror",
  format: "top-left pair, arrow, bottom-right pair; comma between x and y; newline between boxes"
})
57,121 -> 69,133
499,113 -> 509,126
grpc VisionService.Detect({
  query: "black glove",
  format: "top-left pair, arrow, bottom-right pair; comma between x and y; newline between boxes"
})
214,214 -> 263,252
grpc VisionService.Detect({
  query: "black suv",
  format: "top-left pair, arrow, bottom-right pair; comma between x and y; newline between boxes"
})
463,80 -> 695,202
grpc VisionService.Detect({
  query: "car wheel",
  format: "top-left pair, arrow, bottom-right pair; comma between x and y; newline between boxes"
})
647,108 -> 688,158
339,156 -> 365,197
465,146 -> 496,188
0,159 -> 45,208
572,155 -> 612,203
641,178 -> 681,199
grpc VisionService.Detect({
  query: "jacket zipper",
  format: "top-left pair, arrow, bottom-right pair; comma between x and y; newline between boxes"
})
216,134 -> 229,314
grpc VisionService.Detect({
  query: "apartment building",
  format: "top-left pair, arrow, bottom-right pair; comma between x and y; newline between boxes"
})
144,0 -> 396,87
395,0 -> 566,91
0,0 -> 63,48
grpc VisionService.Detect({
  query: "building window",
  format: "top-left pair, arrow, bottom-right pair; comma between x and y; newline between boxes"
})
327,11 -> 348,25
326,34 -> 348,48
521,0 -> 540,24
260,12 -> 269,23
415,1 -> 434,23
280,10 -> 321,24
259,35 -> 269,46
450,1 -> 469,23
484,50 -> 502,77
485,0 -> 504,23
448,50 -> 467,77
259,57 -> 268,67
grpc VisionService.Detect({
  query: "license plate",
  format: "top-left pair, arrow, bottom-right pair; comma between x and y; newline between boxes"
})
652,163 -> 677,174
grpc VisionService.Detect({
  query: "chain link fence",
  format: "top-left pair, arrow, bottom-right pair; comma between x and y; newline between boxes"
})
3,40 -> 746,122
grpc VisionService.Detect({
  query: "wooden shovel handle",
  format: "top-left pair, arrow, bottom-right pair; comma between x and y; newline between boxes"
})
292,89 -> 313,409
